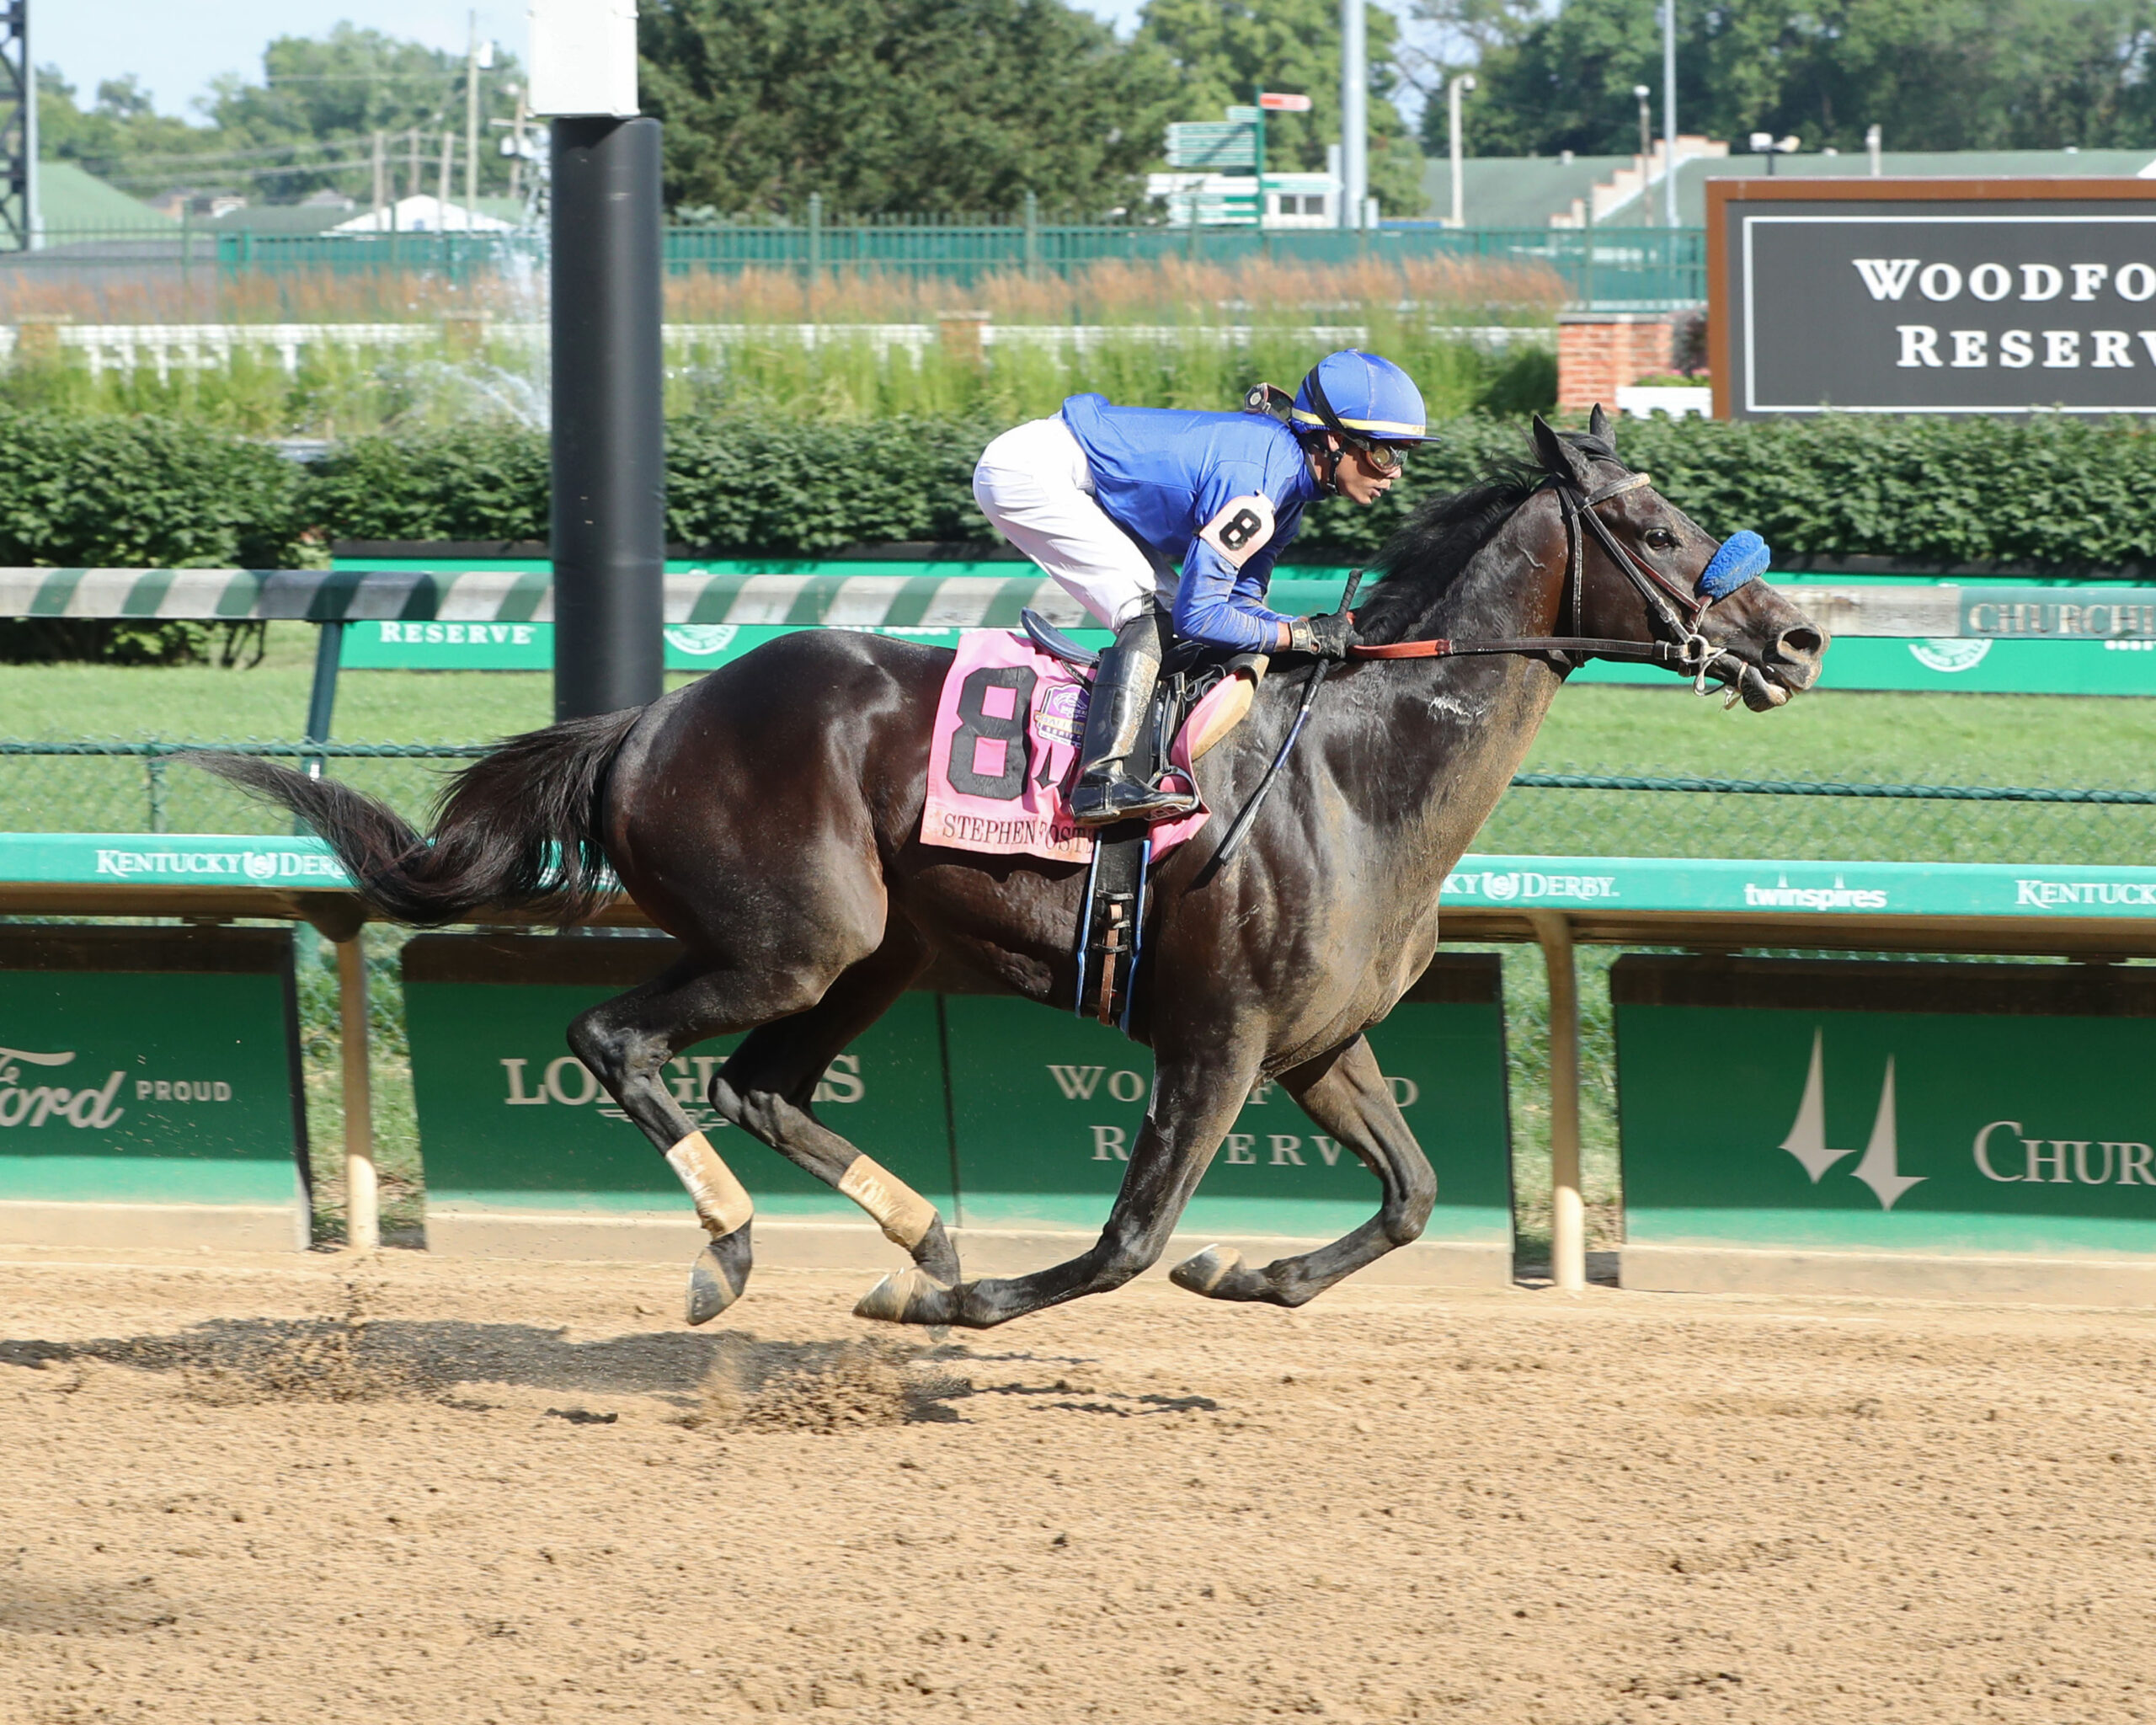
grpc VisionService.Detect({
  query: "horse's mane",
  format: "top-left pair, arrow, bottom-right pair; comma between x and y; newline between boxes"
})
1352,430 -> 1621,644
1351,462 -> 1540,643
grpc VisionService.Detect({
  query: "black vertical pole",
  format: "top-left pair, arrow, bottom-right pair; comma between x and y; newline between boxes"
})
550,115 -> 665,720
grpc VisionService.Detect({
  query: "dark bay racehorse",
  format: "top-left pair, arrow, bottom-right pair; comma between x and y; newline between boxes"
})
198,413 -> 1825,1328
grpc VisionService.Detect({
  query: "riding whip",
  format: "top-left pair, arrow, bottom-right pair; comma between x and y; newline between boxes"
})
1207,569 -> 1364,873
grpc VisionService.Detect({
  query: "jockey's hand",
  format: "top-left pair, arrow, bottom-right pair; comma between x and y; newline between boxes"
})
1288,610 -> 1358,660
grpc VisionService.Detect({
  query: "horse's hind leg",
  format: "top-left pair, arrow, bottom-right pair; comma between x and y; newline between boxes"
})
568,953 -> 849,1324
859,1049 -> 1260,1329
1169,1034 -> 1435,1308
706,934 -> 960,1295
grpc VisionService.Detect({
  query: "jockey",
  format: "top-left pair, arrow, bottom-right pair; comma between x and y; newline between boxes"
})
973,350 -> 1431,825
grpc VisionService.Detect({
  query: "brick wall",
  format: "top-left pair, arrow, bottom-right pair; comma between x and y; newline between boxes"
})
1556,315 -> 1674,415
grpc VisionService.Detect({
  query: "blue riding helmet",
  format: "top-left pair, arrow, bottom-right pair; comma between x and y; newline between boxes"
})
1289,350 -> 1433,446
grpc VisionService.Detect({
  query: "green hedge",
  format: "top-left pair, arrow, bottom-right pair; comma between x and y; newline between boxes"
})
0,411 -> 307,568
1304,414 -> 2156,569
307,412 -> 2156,570
17,407 -> 2156,573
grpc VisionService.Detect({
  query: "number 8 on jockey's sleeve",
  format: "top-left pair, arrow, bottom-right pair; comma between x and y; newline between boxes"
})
970,349 -> 1433,827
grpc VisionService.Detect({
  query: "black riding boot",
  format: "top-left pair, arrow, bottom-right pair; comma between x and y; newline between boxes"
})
1069,612 -> 1194,826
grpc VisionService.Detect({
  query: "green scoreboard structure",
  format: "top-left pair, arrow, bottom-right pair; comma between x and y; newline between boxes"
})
405,934 -> 1513,1285
1615,956 -> 2156,1301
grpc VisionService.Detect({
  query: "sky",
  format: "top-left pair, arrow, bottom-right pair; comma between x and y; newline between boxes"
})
46,1 -> 532,116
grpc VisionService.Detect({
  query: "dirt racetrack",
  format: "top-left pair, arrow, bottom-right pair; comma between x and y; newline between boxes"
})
4,1248 -> 2155,1724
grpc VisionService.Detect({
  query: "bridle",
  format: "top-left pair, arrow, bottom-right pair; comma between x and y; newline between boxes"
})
1348,463 -> 1751,696
1210,452 -> 1768,873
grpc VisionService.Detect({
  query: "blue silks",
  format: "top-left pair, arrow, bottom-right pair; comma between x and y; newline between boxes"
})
1699,529 -> 1769,601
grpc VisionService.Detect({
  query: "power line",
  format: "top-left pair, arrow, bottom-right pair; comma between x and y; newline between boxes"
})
262,73 -> 464,83
91,121 -> 450,171
101,153 -> 387,188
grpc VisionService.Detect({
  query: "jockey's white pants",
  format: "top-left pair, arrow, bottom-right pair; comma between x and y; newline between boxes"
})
972,415 -> 1169,629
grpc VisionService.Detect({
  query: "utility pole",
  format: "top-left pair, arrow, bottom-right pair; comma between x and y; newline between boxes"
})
1633,84 -> 1652,164
1448,75 -> 1475,229
371,130 -> 386,222
408,127 -> 421,200
1661,0 -> 1678,226
1339,0 -> 1367,229
0,0 -> 37,251
1865,122 -> 1882,177
465,13 -> 494,229
438,131 -> 453,218
507,83 -> 528,201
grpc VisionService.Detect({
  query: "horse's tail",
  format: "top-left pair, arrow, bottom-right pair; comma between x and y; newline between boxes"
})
184,708 -> 645,927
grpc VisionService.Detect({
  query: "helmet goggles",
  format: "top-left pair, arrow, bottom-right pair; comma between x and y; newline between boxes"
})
1293,359 -> 1422,482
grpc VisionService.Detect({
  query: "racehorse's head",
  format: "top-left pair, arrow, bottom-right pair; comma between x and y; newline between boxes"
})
1529,408 -> 1827,710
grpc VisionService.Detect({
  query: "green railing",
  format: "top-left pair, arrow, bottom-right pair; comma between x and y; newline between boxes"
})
7,741 -> 2149,864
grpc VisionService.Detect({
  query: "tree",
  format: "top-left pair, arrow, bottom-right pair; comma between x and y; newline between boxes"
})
639,0 -> 1180,216
204,26 -> 524,201
39,29 -> 526,208
1138,0 -> 1426,215
1416,0 -> 2156,159
38,67 -> 208,184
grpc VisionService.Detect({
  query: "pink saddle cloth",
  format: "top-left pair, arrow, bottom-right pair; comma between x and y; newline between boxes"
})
921,630 -> 1219,864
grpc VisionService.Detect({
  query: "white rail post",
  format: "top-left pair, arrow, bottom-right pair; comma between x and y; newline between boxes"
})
337,930 -> 379,1252
1529,911 -> 1585,1291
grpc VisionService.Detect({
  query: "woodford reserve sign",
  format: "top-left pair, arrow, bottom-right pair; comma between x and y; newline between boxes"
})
1708,178 -> 2156,417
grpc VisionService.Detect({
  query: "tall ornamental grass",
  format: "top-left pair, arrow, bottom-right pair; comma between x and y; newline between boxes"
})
0,252 -> 1562,328
0,253 -> 1561,435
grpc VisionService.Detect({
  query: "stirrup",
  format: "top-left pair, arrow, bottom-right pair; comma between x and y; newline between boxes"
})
1070,772 -> 1198,827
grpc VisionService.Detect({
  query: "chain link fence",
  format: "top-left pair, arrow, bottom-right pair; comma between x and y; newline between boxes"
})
6,740 -> 2156,866
0,742 -> 487,838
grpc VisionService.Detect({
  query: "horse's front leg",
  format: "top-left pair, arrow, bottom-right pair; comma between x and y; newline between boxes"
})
1170,1033 -> 1435,1308
857,1046 -> 1260,1330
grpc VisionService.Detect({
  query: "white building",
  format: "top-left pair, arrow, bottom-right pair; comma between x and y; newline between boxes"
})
331,195 -> 515,235
1147,172 -> 1342,230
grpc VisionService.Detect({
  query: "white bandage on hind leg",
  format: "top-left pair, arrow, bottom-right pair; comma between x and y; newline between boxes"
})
837,1155 -> 939,1250
666,1131 -> 754,1237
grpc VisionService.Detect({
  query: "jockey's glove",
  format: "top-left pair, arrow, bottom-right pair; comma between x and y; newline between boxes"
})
1288,610 -> 1358,660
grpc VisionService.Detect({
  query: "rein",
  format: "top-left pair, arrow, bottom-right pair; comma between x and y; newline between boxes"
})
1347,468 -> 1735,690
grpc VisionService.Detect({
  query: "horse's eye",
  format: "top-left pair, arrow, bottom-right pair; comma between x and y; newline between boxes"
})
1645,528 -> 1678,551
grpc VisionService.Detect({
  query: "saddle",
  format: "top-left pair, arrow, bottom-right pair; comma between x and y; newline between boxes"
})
1020,609 -> 1267,769
1021,609 -> 1267,1030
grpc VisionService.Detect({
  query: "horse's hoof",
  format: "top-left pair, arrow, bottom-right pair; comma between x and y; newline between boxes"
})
1170,1243 -> 1245,1297
686,1226 -> 751,1326
853,1267 -> 956,1326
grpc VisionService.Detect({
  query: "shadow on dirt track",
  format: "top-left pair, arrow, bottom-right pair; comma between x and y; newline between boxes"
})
0,1318 -> 1212,1428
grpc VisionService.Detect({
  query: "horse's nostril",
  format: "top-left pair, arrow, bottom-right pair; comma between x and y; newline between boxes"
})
1778,625 -> 1825,660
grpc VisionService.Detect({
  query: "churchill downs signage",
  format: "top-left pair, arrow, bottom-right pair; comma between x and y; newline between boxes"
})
1614,956 -> 2156,1260
1708,179 -> 2156,417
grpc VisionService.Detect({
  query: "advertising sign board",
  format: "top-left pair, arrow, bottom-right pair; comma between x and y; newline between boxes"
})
333,564 -> 1357,673
403,934 -> 953,1234
942,956 -> 1513,1250
341,618 -> 969,671
1708,179 -> 2156,418
404,937 -> 1512,1276
0,925 -> 309,1249
1615,956 -> 2156,1296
